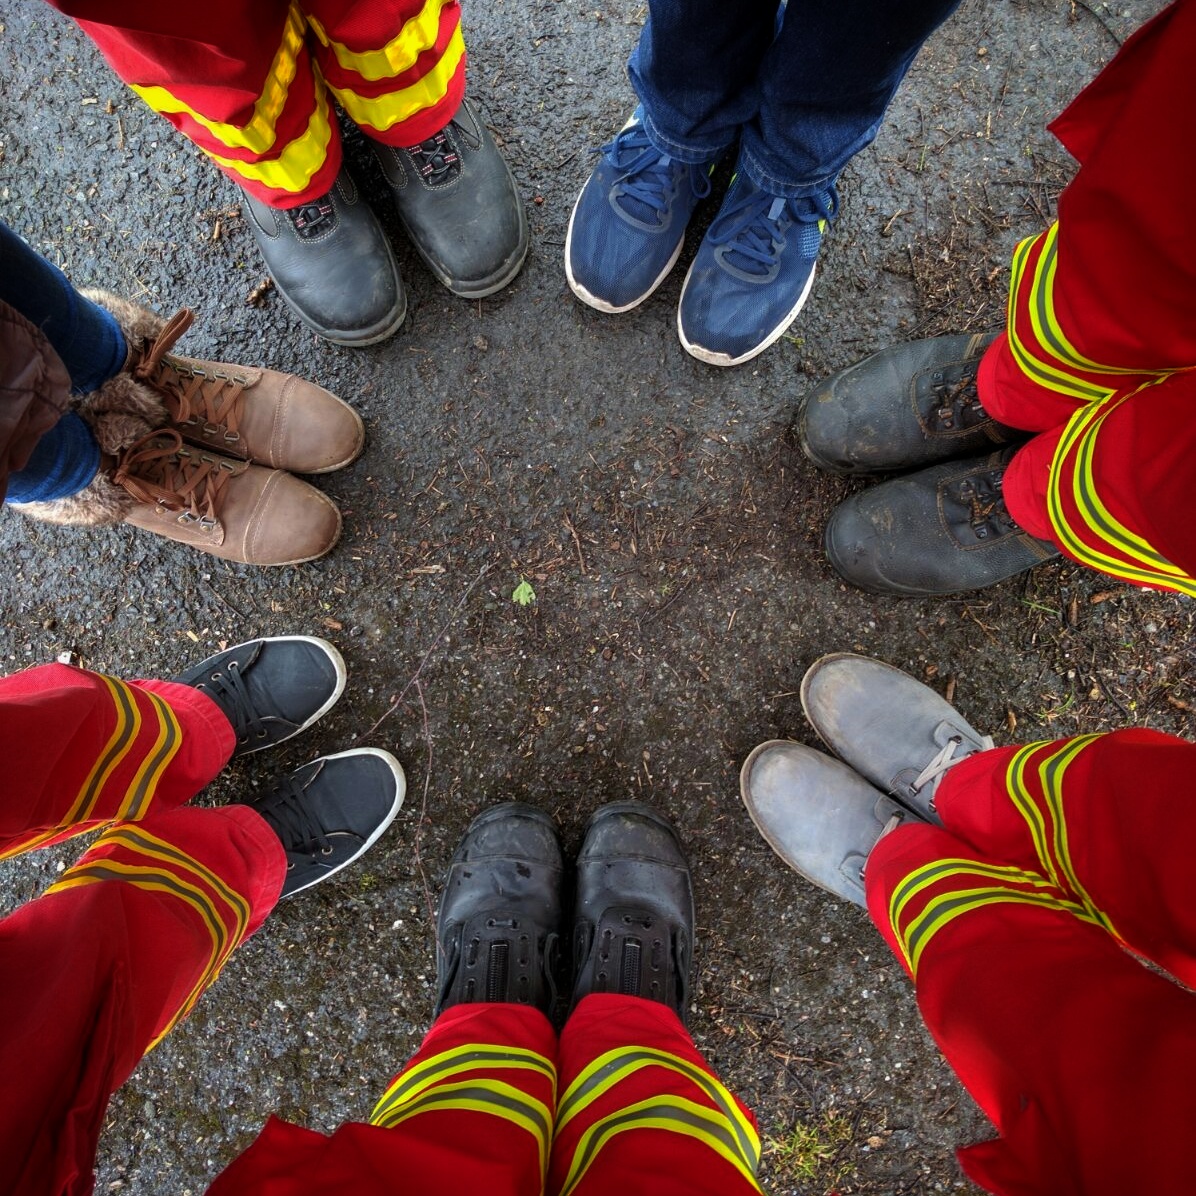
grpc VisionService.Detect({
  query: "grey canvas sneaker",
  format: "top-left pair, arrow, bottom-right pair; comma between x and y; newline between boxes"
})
800,653 -> 995,823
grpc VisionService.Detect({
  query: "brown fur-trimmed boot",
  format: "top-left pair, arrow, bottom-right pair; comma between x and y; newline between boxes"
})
84,290 -> 365,474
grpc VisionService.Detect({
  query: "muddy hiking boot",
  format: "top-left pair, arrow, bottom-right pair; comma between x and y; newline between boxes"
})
802,332 -> 1022,474
244,749 -> 406,899
374,97 -> 529,299
242,164 -> 406,346
435,803 -> 565,1018
125,306 -> 364,474
176,635 -> 347,756
800,653 -> 995,824
570,802 -> 694,1023
824,446 -> 1060,596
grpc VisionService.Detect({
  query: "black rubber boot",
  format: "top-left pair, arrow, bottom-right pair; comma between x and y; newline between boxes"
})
801,332 -> 1022,474
373,97 -> 529,298
242,165 -> 406,346
571,802 -> 694,1024
824,446 -> 1061,596
435,803 -> 564,1018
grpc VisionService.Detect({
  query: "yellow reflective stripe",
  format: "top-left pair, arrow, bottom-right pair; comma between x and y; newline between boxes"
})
1003,744 -> 1061,890
370,1044 -> 556,1125
129,2 -> 305,153
902,884 -> 1098,979
559,1096 -> 761,1196
1046,392 -> 1196,594
306,0 -> 454,83
325,24 -> 464,134
556,1047 -> 759,1170
370,1079 -> 551,1174
204,82 -> 335,194
116,690 -> 181,821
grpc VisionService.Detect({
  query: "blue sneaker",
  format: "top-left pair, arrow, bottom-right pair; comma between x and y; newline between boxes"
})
565,113 -> 719,313
677,171 -> 839,366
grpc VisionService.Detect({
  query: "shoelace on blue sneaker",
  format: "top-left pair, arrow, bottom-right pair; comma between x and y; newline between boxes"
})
200,660 -> 271,747
597,125 -> 712,223
709,185 -> 840,274
254,773 -> 333,856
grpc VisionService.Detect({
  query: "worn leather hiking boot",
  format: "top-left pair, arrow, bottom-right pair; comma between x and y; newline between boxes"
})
373,97 -> 529,298
88,294 -> 364,474
116,429 -> 342,565
571,802 -> 694,1023
435,803 -> 565,1018
802,332 -> 1022,473
800,653 -> 995,823
824,447 -> 1060,596
242,165 -> 406,346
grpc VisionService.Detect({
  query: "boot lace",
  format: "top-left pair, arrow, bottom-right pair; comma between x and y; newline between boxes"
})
955,466 -> 1021,540
708,184 -> 839,275
190,654 -> 273,747
598,125 -> 713,224
911,733 -> 994,810
113,429 -> 235,530
405,129 -> 460,183
133,310 -> 251,447
930,374 -> 987,432
253,772 -> 333,857
285,196 -> 336,239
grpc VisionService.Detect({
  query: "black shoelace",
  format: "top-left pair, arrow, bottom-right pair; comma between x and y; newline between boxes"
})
201,661 -> 269,747
287,197 -> 335,240
405,130 -> 459,183
254,773 -> 332,856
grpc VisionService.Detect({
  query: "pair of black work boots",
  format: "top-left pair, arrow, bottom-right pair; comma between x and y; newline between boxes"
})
435,802 -> 694,1026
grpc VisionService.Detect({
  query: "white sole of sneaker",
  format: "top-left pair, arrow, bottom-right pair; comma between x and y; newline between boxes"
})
233,634 -> 347,752
564,186 -> 684,314
676,258 -> 817,368
283,747 -> 406,897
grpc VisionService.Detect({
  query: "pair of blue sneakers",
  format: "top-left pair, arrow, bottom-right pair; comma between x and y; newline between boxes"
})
565,112 -> 838,367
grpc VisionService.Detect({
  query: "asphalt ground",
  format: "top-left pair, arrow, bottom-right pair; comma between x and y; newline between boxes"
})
0,0 -> 1183,1192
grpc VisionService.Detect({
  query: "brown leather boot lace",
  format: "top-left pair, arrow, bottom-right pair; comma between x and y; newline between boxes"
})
132,309 -> 252,448
113,429 -> 237,529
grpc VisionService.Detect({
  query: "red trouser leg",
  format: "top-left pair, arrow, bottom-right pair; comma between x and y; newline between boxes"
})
206,1002 -> 556,1194
0,804 -> 284,1196
303,0 -> 465,148
0,662 -> 234,859
550,995 -> 762,1196
864,731 -> 1196,1196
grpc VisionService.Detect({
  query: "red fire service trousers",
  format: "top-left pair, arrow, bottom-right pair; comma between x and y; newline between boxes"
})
977,0 -> 1196,597
45,0 -> 467,206
866,728 -> 1196,1196
0,663 -> 285,1196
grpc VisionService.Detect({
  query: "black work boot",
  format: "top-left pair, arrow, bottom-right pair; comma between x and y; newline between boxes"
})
175,635 -> 346,755
245,748 -> 406,898
435,803 -> 564,1018
242,165 -> 406,346
824,447 -> 1061,596
571,802 -> 694,1023
373,98 -> 529,298
802,332 -> 1023,474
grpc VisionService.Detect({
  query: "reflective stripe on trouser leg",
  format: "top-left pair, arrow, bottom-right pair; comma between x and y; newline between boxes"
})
552,995 -> 762,1196
0,666 -> 233,861
68,1 -> 342,204
864,818 -> 1196,1196
304,0 -> 466,145
0,805 -> 282,1194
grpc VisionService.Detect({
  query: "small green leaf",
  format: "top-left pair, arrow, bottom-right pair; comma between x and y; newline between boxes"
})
512,578 -> 537,607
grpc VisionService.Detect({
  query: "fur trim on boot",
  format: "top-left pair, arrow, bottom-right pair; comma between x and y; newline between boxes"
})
16,295 -> 171,525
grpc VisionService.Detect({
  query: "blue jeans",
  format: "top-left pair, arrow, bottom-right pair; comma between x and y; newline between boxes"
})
629,0 -> 962,197
0,223 -> 128,501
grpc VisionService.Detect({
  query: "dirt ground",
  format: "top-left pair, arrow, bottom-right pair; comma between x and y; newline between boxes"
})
0,0 -> 1185,1192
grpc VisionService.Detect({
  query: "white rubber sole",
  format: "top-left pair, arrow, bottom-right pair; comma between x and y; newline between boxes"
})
676,258 -> 818,367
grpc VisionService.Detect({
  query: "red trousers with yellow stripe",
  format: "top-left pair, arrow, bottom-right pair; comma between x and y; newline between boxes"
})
206,994 -> 762,1195
47,0 -> 466,206
866,728 -> 1196,1196
0,664 -> 284,1196
978,0 -> 1196,596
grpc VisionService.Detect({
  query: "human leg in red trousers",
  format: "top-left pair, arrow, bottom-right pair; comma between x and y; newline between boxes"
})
743,654 -> 1196,1196
0,639 -> 403,1196
810,0 -> 1196,596
866,730 -> 1196,1196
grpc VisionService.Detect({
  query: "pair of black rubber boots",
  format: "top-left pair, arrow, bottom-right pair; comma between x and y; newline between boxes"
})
435,802 -> 694,1027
